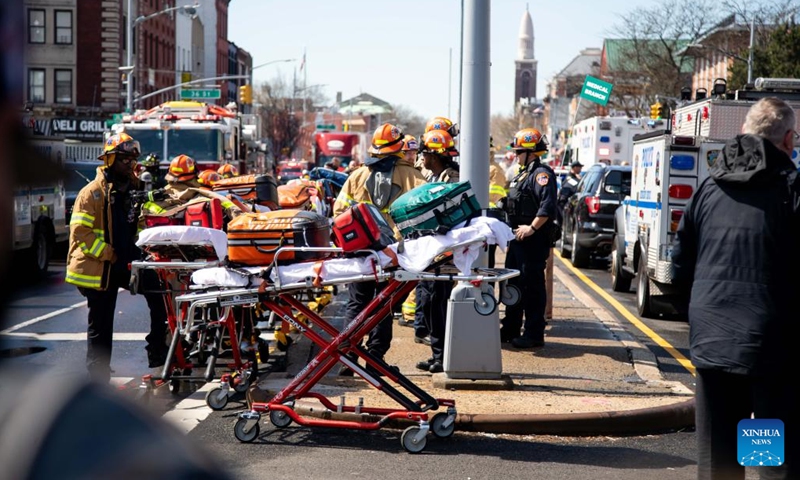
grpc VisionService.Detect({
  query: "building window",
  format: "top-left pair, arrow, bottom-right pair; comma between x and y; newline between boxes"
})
55,10 -> 73,44
28,9 -> 45,44
28,69 -> 45,103
55,69 -> 72,104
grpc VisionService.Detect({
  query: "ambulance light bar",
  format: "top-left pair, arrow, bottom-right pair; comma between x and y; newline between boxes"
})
754,78 -> 800,92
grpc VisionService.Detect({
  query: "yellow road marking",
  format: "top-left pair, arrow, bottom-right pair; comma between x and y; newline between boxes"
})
554,252 -> 696,377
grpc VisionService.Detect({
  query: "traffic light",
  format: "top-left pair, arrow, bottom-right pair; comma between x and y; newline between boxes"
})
239,85 -> 253,105
650,103 -> 661,120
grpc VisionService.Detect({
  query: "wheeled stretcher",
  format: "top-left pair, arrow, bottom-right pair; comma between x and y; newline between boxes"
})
174,217 -> 519,452
130,226 -> 257,395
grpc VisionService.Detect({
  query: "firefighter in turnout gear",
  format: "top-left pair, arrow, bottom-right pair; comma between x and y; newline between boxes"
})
66,133 -> 142,382
334,123 -> 427,376
500,128 -> 557,349
414,129 -> 461,373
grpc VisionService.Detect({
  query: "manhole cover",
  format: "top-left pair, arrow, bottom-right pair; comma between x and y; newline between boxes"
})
0,346 -> 47,358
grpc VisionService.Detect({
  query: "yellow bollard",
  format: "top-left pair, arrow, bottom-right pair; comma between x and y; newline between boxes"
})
546,248 -> 554,320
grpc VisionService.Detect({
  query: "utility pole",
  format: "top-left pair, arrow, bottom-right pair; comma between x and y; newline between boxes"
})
747,18 -> 754,84
125,0 -> 134,113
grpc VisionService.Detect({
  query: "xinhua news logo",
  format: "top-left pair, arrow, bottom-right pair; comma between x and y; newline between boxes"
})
738,419 -> 785,467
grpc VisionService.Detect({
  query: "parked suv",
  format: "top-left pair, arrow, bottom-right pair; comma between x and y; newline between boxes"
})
560,164 -> 631,267
64,159 -> 103,227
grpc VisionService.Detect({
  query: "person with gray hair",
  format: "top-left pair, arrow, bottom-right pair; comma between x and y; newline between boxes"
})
672,97 -> 799,479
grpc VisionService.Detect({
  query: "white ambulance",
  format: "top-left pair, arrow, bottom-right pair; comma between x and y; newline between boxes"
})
611,79 -> 800,318
561,116 -> 648,168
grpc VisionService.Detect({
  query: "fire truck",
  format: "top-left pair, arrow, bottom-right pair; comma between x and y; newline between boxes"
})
612,78 -> 800,318
112,101 -> 264,180
312,130 -> 366,169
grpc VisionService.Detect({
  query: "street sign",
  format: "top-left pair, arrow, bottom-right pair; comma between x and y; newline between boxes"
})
316,124 -> 336,130
579,75 -> 613,106
180,89 -> 221,99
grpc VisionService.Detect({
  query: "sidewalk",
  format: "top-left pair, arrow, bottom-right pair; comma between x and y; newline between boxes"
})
256,257 -> 695,436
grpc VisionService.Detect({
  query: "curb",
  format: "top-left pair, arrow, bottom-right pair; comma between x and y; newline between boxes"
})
291,398 -> 695,436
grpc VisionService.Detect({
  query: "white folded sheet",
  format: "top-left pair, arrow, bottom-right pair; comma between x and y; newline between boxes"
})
136,225 -> 229,260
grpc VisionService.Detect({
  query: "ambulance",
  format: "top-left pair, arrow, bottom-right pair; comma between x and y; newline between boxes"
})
612,78 -> 800,318
561,116 -> 648,168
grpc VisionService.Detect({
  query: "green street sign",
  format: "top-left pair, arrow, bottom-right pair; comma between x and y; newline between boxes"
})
316,124 -> 336,130
180,89 -> 221,99
579,75 -> 613,106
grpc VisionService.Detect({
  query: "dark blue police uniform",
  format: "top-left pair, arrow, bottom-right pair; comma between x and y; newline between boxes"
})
501,160 -> 557,344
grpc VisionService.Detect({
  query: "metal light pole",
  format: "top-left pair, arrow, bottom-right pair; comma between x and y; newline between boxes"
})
125,0 -> 133,113
747,18 -> 754,84
124,2 -> 200,112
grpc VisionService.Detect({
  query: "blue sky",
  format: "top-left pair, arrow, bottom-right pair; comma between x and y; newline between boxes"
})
229,0 -> 653,120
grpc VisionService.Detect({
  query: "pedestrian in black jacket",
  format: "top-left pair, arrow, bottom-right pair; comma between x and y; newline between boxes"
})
672,97 -> 800,480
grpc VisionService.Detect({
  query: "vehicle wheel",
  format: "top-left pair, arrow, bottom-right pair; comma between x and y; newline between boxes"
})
401,426 -> 427,453
610,237 -> 632,292
474,293 -> 497,316
205,387 -> 229,410
636,255 -> 654,317
430,412 -> 456,438
559,224 -> 571,257
269,409 -> 293,428
570,227 -> 590,268
500,284 -> 521,307
27,225 -> 52,280
233,418 -> 260,443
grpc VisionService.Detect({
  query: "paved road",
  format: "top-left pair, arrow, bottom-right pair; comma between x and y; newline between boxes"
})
0,255 -> 720,479
553,250 -> 695,392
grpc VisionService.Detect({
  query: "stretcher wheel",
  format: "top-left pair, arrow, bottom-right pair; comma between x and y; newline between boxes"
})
234,418 -> 260,443
401,426 -> 427,453
205,387 -> 229,410
169,378 -> 181,394
474,293 -> 497,316
269,409 -> 293,428
430,412 -> 456,438
232,373 -> 250,394
500,284 -> 521,307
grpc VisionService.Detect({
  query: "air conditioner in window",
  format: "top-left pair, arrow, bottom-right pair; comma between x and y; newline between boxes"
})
614,143 -> 622,153
599,120 -> 612,130
615,126 -> 622,136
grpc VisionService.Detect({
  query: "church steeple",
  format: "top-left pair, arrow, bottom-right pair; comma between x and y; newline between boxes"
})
514,4 -> 538,106
517,4 -> 534,60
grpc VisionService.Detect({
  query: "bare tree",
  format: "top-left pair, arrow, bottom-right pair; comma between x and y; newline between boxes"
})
609,0 -> 721,115
389,104 -> 426,138
490,113 -> 520,150
255,76 -> 301,162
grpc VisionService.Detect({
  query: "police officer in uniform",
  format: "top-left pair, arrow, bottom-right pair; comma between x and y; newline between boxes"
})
500,128 -> 557,349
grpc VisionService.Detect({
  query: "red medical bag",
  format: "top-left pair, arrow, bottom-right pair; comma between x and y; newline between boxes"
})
332,203 -> 396,253
184,198 -> 224,230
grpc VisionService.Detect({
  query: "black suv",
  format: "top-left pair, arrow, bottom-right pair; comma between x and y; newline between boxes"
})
560,164 -> 631,267
64,160 -> 103,226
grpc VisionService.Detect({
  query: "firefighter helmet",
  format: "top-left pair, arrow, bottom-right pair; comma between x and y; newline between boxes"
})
511,128 -> 548,153
165,154 -> 197,183
217,164 -> 239,179
98,132 -> 140,166
368,123 -> 405,156
197,169 -> 221,188
424,116 -> 459,138
420,129 -> 458,156
402,135 -> 419,152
